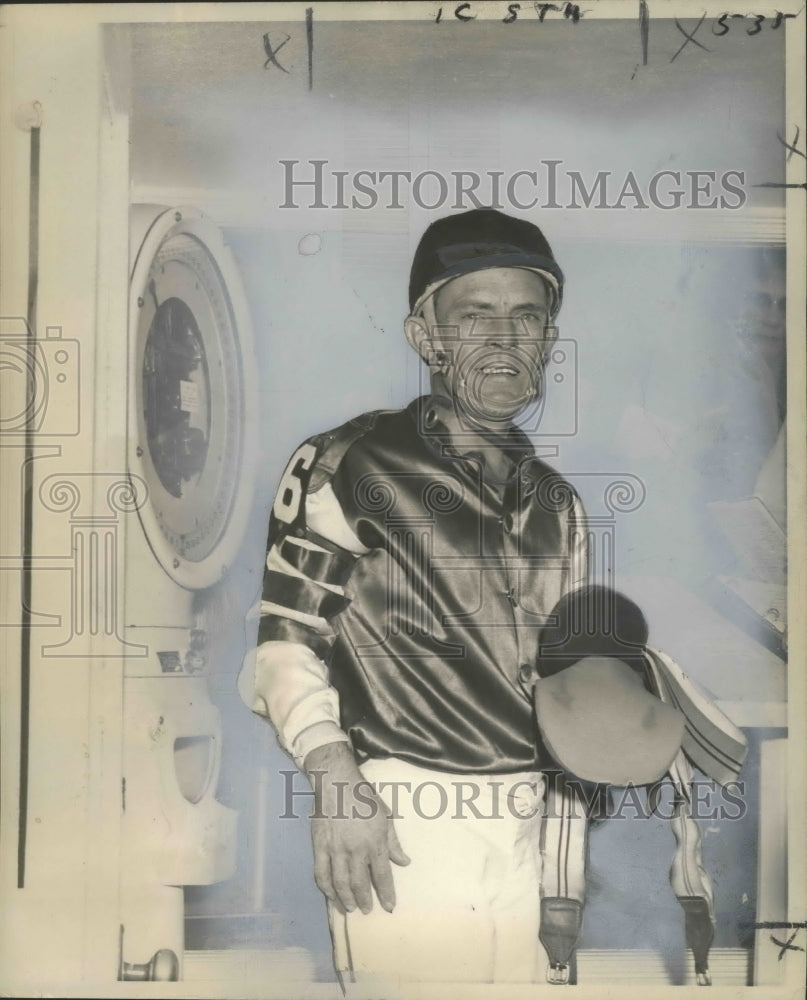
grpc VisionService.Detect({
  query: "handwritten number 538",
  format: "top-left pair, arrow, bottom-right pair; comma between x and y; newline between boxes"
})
713,11 -> 796,36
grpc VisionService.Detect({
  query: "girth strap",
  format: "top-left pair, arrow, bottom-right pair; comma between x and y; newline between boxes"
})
539,778 -> 591,984
668,750 -> 715,986
539,753 -> 717,985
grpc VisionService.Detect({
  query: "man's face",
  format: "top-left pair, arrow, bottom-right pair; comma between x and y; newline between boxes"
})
429,267 -> 554,424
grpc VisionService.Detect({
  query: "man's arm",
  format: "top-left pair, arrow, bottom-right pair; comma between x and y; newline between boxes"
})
240,443 -> 409,912
244,476 -> 366,766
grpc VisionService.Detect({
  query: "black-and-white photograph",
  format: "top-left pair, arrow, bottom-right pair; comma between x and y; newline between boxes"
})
0,3 -> 804,997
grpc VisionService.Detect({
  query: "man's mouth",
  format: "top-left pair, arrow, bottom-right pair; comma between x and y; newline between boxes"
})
480,363 -> 519,376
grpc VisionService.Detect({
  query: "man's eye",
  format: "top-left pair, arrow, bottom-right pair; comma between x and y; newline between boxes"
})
462,312 -> 480,321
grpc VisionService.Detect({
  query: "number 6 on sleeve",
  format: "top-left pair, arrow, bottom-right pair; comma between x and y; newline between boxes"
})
273,443 -> 318,525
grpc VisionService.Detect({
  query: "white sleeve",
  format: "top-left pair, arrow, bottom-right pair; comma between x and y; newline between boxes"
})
240,640 -> 350,767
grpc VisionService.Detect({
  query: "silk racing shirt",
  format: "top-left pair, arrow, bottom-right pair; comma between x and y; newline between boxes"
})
244,394 -> 588,774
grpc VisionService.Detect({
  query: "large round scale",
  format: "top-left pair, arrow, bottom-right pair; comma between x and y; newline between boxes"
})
128,207 -> 257,590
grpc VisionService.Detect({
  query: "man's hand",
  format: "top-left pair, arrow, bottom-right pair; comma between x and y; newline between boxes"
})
304,742 -> 410,915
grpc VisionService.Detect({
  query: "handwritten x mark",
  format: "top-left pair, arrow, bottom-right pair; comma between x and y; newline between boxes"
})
770,931 -> 805,961
671,14 -> 712,63
778,126 -> 806,162
263,32 -> 291,74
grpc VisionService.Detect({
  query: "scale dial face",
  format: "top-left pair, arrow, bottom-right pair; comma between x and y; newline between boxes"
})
129,209 -> 256,589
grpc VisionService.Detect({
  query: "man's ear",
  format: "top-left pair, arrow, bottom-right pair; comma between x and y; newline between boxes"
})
404,314 -> 432,362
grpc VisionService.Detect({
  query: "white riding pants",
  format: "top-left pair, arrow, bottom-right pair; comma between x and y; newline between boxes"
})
328,757 -> 549,988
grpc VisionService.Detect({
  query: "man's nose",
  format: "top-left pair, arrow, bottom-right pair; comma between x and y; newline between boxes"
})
476,316 -> 522,345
